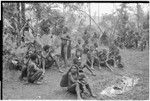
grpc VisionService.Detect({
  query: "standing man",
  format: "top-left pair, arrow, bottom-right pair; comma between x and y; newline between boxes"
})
61,35 -> 71,67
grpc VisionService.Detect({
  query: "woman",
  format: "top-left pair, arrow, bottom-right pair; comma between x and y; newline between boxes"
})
60,65 -> 96,99
27,54 -> 44,84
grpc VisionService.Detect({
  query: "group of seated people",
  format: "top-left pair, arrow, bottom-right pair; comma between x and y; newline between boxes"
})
73,43 -> 124,73
60,43 -> 124,99
10,38 -> 124,99
18,44 -> 63,84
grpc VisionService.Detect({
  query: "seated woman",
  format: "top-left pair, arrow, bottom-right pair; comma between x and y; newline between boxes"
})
19,56 -> 29,81
19,47 -> 42,81
41,45 -> 63,73
60,65 -> 96,99
21,54 -> 44,84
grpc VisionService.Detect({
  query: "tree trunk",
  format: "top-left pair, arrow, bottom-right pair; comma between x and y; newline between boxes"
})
21,3 -> 26,42
63,3 -> 65,13
35,3 -> 41,21
98,4 -> 99,23
89,3 -> 91,27
16,3 -> 21,47
16,3 -> 20,31
21,3 -> 25,28
137,3 -> 139,31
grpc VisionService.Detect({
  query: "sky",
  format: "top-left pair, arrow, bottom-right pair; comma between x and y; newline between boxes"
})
54,3 -> 149,19
25,3 -> 149,22
88,3 -> 149,17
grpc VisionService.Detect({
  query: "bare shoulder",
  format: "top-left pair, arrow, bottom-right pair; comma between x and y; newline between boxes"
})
68,72 -> 72,76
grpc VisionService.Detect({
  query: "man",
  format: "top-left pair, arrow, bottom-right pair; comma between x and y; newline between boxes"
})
41,45 -> 63,73
98,49 -> 113,71
73,48 -> 82,67
115,55 -> 124,69
61,36 -> 70,67
88,44 -> 100,69
73,48 -> 96,76
107,52 -> 115,68
60,65 -> 96,99
66,36 -> 71,60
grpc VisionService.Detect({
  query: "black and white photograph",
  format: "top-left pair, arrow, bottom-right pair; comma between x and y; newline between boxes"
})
2,1 -> 149,100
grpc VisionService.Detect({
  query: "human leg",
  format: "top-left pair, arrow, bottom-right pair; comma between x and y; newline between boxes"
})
28,70 -> 43,83
85,84 -> 96,98
67,83 -> 82,99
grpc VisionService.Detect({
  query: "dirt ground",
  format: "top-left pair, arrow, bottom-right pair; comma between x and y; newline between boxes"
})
2,48 -> 149,100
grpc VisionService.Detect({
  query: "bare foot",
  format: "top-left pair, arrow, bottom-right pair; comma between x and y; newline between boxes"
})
35,81 -> 43,85
91,94 -> 97,98
92,73 -> 96,76
77,96 -> 83,100
91,67 -> 95,70
59,70 -> 63,73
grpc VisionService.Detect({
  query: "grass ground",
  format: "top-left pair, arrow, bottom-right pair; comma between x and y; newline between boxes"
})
2,48 -> 149,100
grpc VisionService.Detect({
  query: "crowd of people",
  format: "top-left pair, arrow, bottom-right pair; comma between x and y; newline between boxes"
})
9,34 -> 124,99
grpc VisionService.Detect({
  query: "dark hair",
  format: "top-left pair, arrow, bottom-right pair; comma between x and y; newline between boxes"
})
30,54 -> 37,61
102,49 -> 107,54
79,70 -> 83,73
94,43 -> 98,48
67,65 -> 79,74
73,58 -> 80,65
83,47 -> 89,54
43,45 -> 50,51
66,35 -> 70,39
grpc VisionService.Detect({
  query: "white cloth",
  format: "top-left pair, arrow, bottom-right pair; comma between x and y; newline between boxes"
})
100,76 -> 139,97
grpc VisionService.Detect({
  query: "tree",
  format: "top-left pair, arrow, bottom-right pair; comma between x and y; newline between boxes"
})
136,3 -> 144,34
98,4 -> 100,23
21,3 -> 25,27
143,12 -> 149,30
89,3 -> 91,28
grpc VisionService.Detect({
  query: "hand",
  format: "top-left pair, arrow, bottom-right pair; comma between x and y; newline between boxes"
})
91,94 -> 97,98
59,69 -> 63,73
42,70 -> 45,75
76,80 -> 80,83
91,66 -> 95,70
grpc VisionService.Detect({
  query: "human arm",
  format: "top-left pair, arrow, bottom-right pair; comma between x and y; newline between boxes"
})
68,72 -> 78,83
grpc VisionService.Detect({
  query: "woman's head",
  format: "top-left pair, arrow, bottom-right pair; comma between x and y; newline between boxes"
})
70,65 -> 78,73
94,43 -> 98,48
43,45 -> 50,53
73,58 -> 81,66
83,47 -> 89,54
102,49 -> 107,55
78,39 -> 81,44
30,54 -> 38,62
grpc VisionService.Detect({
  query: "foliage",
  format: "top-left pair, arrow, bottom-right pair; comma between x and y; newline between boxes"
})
100,31 -> 109,46
3,2 -> 149,58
